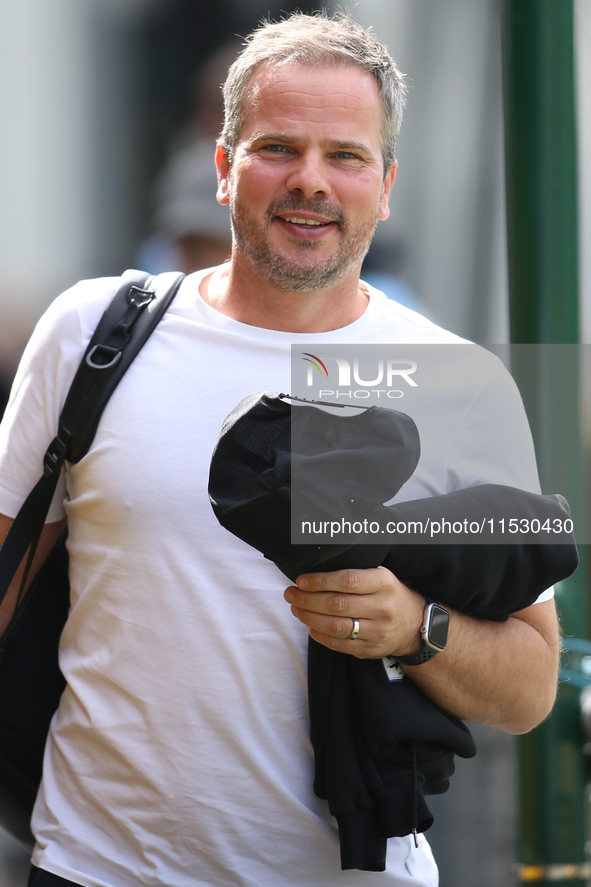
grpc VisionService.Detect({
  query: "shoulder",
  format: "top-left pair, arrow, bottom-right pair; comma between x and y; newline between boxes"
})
359,283 -> 540,492
37,276 -> 121,348
362,280 -> 517,405
362,281 -> 471,345
0,276 -> 121,519
2,276 -> 123,431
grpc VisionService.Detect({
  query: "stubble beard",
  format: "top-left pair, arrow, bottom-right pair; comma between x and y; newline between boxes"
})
229,194 -> 380,293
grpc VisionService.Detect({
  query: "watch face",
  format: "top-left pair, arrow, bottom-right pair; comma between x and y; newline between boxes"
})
427,604 -> 449,651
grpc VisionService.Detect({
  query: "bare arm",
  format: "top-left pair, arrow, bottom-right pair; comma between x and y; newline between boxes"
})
0,513 -> 67,637
284,566 -> 560,735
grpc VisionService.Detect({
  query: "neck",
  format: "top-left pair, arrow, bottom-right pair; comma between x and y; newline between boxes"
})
199,254 -> 369,333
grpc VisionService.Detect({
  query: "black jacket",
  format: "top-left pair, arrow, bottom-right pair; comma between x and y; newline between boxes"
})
302,487 -> 577,871
209,396 -> 578,871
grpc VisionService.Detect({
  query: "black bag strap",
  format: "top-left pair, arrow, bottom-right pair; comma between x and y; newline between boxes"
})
0,269 -> 185,610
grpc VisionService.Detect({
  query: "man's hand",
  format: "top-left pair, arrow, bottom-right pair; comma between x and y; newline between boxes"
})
284,565 -> 560,735
283,565 -> 425,659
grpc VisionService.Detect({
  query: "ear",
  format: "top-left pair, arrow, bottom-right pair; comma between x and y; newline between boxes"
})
216,144 -> 231,206
378,161 -> 398,222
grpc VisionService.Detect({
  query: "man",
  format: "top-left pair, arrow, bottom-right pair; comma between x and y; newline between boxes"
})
0,12 -> 559,887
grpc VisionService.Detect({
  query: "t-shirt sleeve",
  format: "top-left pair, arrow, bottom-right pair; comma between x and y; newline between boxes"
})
445,358 -> 542,494
0,277 -> 118,522
447,356 -> 555,604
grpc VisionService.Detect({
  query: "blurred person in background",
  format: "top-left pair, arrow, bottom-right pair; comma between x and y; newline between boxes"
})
362,236 -> 424,313
140,43 -> 236,275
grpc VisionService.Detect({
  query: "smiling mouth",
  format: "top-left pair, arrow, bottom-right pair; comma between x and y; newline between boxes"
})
281,216 -> 333,227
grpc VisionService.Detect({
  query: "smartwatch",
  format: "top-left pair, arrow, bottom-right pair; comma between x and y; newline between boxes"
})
396,599 -> 449,666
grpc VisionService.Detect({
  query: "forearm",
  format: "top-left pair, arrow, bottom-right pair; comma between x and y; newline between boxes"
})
402,599 -> 560,734
0,514 -> 67,636
285,566 -> 560,736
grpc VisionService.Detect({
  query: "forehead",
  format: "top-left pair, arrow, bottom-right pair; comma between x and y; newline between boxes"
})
240,62 -> 384,146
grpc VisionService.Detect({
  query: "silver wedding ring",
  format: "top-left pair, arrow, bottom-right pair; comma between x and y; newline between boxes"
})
348,618 -> 360,640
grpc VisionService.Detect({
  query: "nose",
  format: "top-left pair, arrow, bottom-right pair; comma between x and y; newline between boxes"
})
285,150 -> 332,199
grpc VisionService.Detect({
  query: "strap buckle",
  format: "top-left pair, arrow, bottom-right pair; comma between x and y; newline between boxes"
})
43,436 -> 67,477
127,286 -> 154,309
85,343 -> 123,370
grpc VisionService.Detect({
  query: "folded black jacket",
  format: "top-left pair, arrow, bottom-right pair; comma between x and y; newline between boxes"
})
303,484 -> 577,870
304,484 -> 577,870
209,393 -> 579,871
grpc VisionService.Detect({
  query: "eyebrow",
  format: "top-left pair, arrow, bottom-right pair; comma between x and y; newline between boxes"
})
329,139 -> 375,155
249,133 -> 375,156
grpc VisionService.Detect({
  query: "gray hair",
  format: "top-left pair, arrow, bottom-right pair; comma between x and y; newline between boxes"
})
219,11 -> 407,173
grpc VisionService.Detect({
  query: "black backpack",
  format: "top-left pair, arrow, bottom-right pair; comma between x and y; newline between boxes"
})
0,269 -> 185,851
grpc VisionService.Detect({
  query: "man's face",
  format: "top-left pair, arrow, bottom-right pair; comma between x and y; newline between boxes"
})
216,63 -> 397,292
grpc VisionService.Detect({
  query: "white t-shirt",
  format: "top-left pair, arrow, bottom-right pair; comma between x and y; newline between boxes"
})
0,269 -> 548,887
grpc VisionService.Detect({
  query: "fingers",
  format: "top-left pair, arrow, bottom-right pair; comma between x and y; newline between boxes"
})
284,566 -> 387,615
283,566 -> 424,659
288,603 -> 365,643
308,623 -> 371,656
295,566 -> 388,595
303,612 -> 390,659
283,575 -> 377,654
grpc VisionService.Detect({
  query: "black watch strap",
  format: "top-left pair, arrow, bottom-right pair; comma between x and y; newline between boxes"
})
396,645 -> 439,666
396,597 -> 448,666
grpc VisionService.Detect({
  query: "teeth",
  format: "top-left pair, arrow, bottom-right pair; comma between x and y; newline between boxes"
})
283,216 -> 327,226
